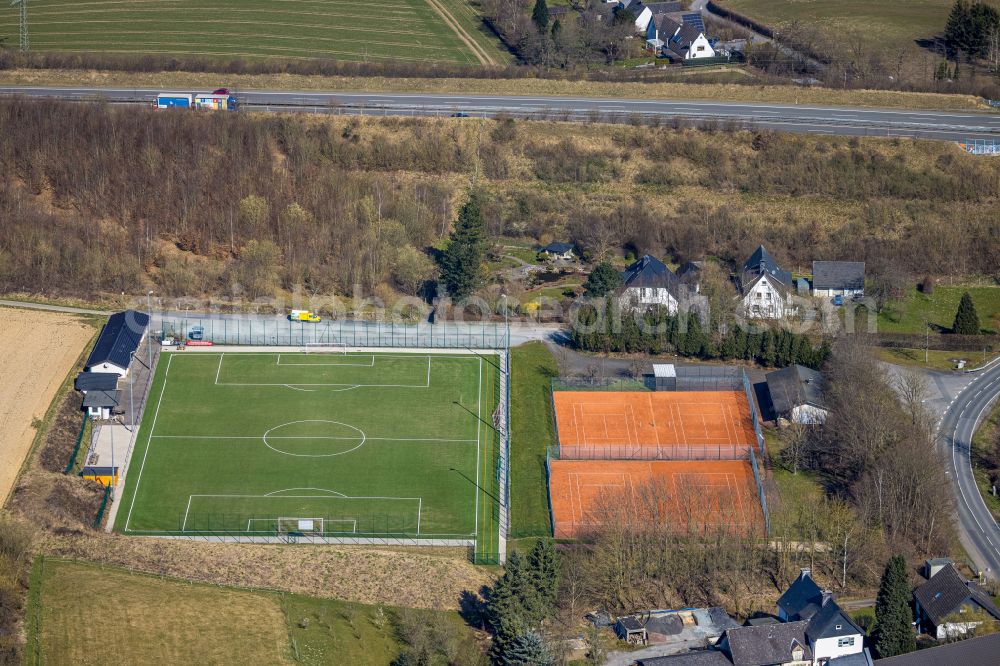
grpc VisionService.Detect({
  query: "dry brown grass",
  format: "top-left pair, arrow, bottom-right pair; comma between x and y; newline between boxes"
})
0,68 -> 991,111
0,307 -> 94,506
39,531 -> 494,610
32,557 -> 294,665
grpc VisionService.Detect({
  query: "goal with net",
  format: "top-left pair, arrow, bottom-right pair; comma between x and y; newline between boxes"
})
277,517 -> 325,535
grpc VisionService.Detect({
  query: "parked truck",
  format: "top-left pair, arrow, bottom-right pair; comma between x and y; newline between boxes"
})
289,310 -> 321,323
156,91 -> 238,111
156,93 -> 193,109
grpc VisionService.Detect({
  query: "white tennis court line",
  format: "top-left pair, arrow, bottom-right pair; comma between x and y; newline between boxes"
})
648,394 -> 661,449
124,353 -> 173,533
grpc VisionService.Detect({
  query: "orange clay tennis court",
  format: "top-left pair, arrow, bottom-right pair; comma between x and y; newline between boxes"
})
548,459 -> 763,538
553,391 -> 756,460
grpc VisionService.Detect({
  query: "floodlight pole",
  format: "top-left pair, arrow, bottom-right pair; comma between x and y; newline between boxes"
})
147,291 -> 154,369
11,0 -> 27,52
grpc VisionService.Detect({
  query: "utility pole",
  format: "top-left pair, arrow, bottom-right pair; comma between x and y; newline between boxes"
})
11,0 -> 27,52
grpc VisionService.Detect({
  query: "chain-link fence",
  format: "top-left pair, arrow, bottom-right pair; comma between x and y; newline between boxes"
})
547,443 -> 754,461
156,317 -> 510,350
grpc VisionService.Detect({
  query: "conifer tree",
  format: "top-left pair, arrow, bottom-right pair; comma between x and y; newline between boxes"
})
872,555 -> 916,658
528,539 -> 560,614
953,291 -> 981,335
532,0 -> 550,33
439,192 -> 486,299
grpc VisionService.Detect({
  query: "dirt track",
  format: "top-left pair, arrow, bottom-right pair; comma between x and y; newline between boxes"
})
0,307 -> 93,504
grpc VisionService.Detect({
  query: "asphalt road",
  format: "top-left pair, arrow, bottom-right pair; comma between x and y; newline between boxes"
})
1,85 -> 999,141
939,360 -> 1000,580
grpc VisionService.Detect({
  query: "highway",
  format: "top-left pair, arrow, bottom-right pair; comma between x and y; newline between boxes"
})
939,360 -> 1000,580
1,85 -> 999,141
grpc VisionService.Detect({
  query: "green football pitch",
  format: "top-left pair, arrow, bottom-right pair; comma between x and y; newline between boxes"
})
0,0 -> 508,64
115,350 -> 503,557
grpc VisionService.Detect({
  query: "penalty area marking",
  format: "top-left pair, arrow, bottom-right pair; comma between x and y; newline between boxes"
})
215,354 -> 432,389
245,518 -> 359,533
180,492 -> 424,534
277,353 -> 375,367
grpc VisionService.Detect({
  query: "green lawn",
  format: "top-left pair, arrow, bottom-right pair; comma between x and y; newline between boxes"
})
878,286 -> 1000,334
971,399 -> 1000,522
719,0 -> 953,59
510,342 -> 557,538
878,347 -> 1000,371
26,557 -> 478,666
0,0 -> 489,64
114,350 -> 502,558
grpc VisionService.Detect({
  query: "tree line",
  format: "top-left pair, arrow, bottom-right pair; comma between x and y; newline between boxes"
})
1,100 -> 998,304
570,302 -> 830,368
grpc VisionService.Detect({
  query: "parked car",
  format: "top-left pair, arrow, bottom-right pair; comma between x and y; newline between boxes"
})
188,326 -> 204,341
832,295 -> 843,306
450,112 -> 469,118
212,88 -> 230,95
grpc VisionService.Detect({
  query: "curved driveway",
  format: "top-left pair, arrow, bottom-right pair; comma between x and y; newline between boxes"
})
939,361 -> 1000,580
1,86 -> 999,141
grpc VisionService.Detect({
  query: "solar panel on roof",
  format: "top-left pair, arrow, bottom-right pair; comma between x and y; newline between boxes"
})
681,12 -> 705,31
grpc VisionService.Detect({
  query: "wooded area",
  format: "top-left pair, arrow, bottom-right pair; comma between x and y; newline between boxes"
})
1,100 -> 998,304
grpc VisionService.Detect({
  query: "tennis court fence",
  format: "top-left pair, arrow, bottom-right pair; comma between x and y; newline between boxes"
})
548,443 -> 753,461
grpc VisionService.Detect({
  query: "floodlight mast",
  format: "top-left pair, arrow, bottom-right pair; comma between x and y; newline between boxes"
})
10,0 -> 27,52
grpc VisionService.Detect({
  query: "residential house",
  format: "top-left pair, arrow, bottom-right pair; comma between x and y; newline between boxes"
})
636,569 -> 872,665
874,632 -> 1000,665
82,389 -> 121,420
739,245 -> 794,320
85,309 -> 149,377
647,12 -> 716,59
539,242 -> 575,261
913,563 -> 1000,640
619,0 -> 653,32
812,261 -> 865,299
618,255 -> 683,313
74,372 -> 119,394
677,260 -> 703,293
765,365 -> 827,424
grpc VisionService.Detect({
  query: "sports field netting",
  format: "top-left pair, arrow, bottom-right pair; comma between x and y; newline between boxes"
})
114,350 -> 503,559
551,391 -> 756,460
547,459 -> 763,539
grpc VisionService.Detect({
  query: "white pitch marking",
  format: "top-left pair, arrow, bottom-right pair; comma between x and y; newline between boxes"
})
124,353 -> 173,532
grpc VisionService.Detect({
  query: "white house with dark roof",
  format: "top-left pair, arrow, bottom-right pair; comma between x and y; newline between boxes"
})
739,245 -> 794,320
913,563 -> 1000,640
647,13 -> 715,59
812,261 -> 865,299
539,242 -> 575,261
765,365 -> 827,424
636,569 -> 871,666
85,310 -> 149,377
618,255 -> 683,312
619,0 -> 653,32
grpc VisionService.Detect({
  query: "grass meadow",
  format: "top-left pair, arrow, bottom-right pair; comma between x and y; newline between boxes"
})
719,0 -> 952,64
26,557 -> 479,665
877,285 -> 1000,334
114,350 -> 502,556
0,0 -> 504,64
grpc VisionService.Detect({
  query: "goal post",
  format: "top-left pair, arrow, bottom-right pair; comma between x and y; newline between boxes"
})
277,517 -> 324,535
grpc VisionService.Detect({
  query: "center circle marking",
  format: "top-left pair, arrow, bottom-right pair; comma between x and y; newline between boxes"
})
262,419 -> 366,457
